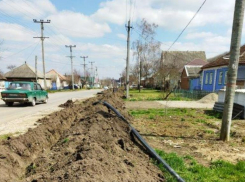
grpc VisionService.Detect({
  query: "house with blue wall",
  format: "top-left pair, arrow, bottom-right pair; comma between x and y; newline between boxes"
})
180,58 -> 207,90
201,45 -> 245,92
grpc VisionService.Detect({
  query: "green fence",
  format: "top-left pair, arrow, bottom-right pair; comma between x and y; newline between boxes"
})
173,89 -> 213,100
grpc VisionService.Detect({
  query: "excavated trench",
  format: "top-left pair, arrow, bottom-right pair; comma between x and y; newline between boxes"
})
0,90 -> 165,182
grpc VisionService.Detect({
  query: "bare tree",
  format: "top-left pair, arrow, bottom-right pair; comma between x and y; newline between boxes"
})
7,65 -> 16,71
66,69 -> 81,88
132,19 -> 161,90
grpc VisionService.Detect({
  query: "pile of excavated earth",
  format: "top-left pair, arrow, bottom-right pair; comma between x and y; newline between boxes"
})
0,90 -> 164,182
198,93 -> 218,103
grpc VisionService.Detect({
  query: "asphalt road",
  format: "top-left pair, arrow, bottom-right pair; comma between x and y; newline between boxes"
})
0,89 -> 102,135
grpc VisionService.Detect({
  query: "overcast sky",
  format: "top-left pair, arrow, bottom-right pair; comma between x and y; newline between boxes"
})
0,0 -> 244,79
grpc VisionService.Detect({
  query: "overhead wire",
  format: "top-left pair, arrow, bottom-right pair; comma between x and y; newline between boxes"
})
167,0 -> 207,51
1,40 -> 40,59
25,40 -> 41,62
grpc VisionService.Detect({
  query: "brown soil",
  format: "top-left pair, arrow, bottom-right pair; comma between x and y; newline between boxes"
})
126,101 -> 164,109
0,90 -> 164,182
198,93 -> 218,103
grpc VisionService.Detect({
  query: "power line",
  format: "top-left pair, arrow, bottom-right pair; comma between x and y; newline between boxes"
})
167,0 -> 207,51
1,41 -> 40,59
25,40 -> 40,62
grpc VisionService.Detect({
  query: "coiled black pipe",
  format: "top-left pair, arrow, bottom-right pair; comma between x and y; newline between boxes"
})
93,101 -> 185,182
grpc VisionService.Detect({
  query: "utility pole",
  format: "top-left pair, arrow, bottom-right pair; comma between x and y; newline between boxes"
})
80,56 -> 88,85
220,0 -> 245,142
125,20 -> 133,98
89,61 -> 95,88
33,19 -> 50,90
95,66 -> 98,84
65,45 -> 76,90
35,55 -> 37,82
120,73 -> 122,87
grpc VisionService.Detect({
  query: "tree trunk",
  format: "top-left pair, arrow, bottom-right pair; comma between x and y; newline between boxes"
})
220,0 -> 245,142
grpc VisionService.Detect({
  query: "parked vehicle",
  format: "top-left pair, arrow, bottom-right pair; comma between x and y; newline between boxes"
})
1,81 -> 48,107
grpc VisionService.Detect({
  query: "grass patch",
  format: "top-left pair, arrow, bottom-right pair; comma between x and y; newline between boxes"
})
0,132 -> 20,141
47,89 -> 85,93
62,138 -> 69,143
126,89 -> 193,101
204,110 -> 222,119
130,108 -> 199,118
130,108 -> 221,123
0,134 -> 12,141
155,149 -> 245,182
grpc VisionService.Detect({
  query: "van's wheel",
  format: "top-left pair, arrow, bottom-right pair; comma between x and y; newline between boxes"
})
6,102 -> 14,106
43,96 -> 48,104
31,98 -> 36,106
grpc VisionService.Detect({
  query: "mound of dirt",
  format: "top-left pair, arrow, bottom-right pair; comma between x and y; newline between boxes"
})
198,93 -> 218,103
0,90 -> 164,181
59,99 -> 74,108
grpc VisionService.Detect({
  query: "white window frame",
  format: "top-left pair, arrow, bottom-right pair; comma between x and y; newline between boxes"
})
218,72 -> 223,84
209,73 -> 213,84
205,73 -> 209,84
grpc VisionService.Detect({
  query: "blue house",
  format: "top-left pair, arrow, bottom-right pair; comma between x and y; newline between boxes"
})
201,45 -> 245,92
180,59 -> 207,90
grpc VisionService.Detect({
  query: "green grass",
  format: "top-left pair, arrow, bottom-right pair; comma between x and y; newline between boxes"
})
129,108 -> 221,120
0,132 -> 21,141
130,108 -> 195,118
155,149 -> 245,182
47,88 -> 88,93
0,134 -> 12,141
126,89 -> 193,101
62,138 -> 69,143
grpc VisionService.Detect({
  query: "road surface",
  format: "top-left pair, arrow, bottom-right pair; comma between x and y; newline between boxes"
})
0,89 -> 101,135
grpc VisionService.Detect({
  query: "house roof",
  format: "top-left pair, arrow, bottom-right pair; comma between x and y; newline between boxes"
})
202,44 -> 245,69
186,58 -> 207,66
179,58 -> 207,73
0,73 -> 6,80
46,69 -> 67,81
184,66 -> 202,78
161,51 -> 206,69
4,62 -> 51,79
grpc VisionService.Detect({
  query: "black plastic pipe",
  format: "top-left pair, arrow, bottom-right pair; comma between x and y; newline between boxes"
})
93,101 -> 185,182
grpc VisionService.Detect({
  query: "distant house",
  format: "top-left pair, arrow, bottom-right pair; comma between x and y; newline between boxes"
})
180,59 -> 207,90
4,62 -> 51,89
0,73 -> 6,92
201,45 -> 245,92
161,51 -> 206,88
46,69 -> 68,90
65,74 -> 82,86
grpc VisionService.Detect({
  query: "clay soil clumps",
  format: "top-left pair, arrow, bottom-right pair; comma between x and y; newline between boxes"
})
0,90 -> 164,182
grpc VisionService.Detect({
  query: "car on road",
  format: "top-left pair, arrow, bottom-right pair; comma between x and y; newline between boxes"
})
1,81 -> 48,106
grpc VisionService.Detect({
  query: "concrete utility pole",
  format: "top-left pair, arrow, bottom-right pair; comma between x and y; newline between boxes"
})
220,0 -> 245,142
89,61 -> 95,87
35,55 -> 37,82
80,56 -> 88,83
33,19 -> 50,90
65,45 -> 76,90
95,66 -> 98,84
125,20 -> 133,99
120,73 -> 122,87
